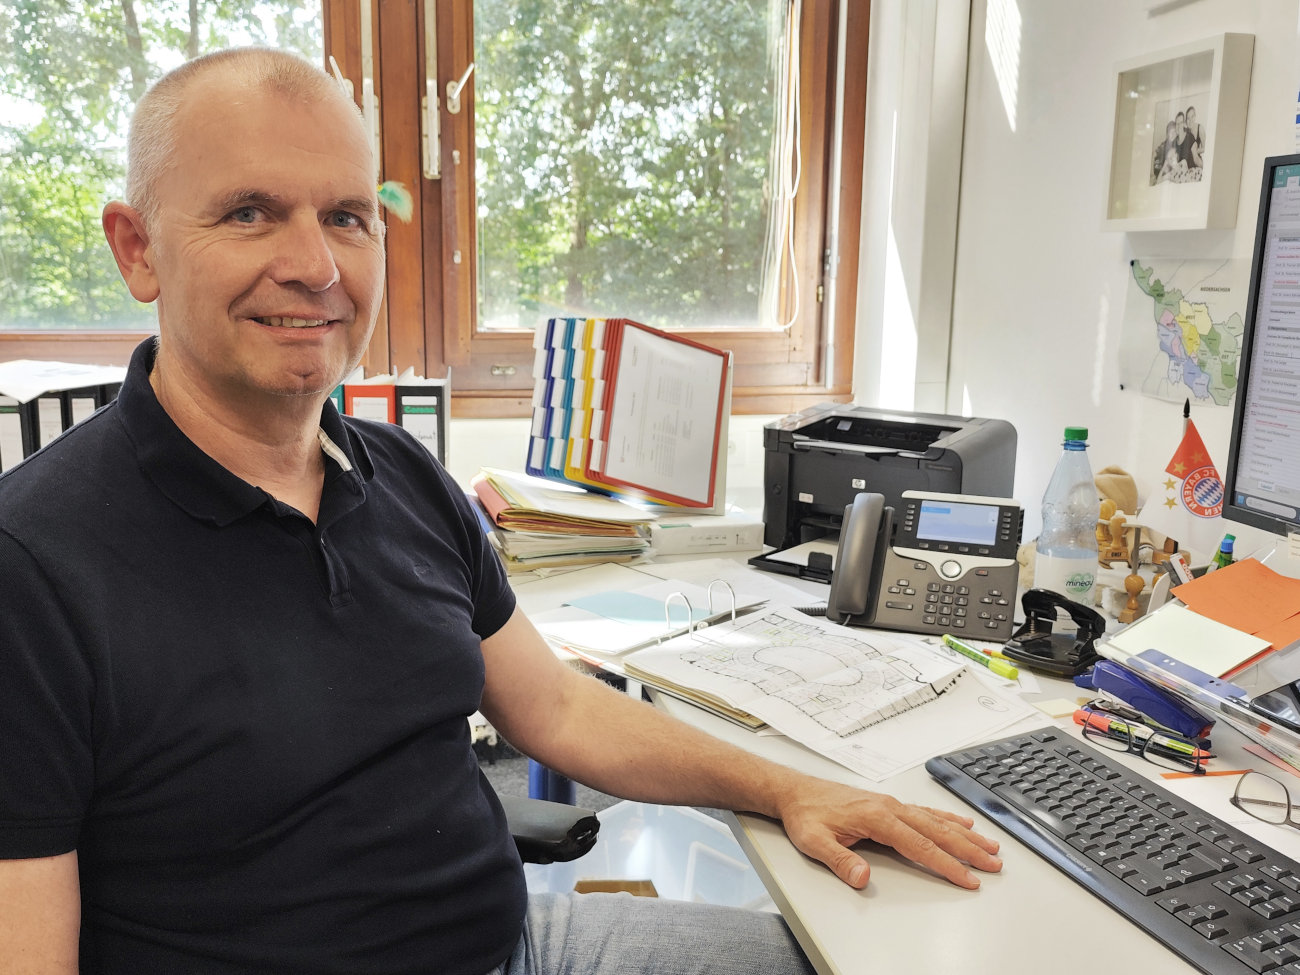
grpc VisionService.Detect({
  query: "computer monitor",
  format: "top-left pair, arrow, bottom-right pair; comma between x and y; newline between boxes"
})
1222,153 -> 1300,578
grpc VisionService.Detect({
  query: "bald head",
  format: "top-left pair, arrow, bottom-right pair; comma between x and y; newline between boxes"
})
125,48 -> 369,234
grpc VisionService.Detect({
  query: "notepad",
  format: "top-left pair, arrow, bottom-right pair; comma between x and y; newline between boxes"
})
1104,601 -> 1272,679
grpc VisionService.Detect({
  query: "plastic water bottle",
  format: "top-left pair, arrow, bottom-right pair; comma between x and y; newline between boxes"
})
1035,426 -> 1099,606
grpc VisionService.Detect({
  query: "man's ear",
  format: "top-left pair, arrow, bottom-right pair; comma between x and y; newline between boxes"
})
102,202 -> 160,303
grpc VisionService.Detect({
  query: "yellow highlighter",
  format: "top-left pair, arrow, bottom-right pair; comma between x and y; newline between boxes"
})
941,633 -> 1020,680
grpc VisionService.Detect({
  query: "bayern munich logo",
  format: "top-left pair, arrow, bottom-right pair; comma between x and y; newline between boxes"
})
1181,466 -> 1224,518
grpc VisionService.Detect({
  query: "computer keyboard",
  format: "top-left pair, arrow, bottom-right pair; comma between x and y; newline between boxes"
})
927,728 -> 1300,975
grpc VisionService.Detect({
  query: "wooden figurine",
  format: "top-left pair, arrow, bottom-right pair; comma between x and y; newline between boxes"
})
1119,570 -> 1146,624
1098,501 -> 1130,567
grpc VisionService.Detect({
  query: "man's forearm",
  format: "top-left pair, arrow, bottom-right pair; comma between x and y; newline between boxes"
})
524,670 -> 804,817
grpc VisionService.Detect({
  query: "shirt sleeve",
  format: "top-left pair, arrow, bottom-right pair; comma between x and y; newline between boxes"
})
0,528 -> 94,858
440,467 -> 517,640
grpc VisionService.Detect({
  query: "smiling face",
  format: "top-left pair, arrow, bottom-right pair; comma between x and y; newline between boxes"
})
141,71 -> 385,409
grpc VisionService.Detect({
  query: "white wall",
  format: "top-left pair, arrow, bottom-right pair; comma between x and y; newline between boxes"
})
861,0 -> 1297,556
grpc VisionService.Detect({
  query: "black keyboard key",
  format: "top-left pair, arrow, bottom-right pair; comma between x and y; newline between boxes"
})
1223,938 -> 1286,972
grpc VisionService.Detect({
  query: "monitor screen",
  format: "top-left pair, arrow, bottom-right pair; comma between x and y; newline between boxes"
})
1222,155 -> 1300,538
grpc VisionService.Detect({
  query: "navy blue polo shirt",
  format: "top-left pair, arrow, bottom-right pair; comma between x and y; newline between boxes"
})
0,339 -> 525,975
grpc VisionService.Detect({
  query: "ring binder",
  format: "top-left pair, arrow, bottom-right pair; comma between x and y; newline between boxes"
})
706,579 -> 738,624
662,591 -> 697,642
528,574 -> 767,659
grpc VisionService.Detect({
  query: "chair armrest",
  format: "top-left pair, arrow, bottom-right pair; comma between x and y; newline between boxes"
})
500,794 -> 601,864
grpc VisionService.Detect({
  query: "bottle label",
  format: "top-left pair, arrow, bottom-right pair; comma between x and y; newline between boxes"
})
1035,553 -> 1096,605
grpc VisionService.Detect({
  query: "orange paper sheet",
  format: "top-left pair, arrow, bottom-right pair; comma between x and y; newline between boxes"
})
1172,558 -> 1300,648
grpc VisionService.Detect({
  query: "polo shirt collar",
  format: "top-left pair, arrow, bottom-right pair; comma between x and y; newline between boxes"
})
118,337 -> 373,526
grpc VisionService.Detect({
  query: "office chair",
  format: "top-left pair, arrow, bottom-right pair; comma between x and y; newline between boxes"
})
501,793 -> 600,864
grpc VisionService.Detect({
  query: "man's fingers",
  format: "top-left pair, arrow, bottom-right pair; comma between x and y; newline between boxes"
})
917,806 -> 1003,856
882,808 -> 1004,886
797,829 -> 873,888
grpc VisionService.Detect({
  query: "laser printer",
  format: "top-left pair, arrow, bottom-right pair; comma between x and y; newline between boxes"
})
754,402 -> 1017,579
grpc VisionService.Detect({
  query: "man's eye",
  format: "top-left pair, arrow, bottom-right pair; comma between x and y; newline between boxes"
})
329,211 -> 362,229
230,207 -> 261,224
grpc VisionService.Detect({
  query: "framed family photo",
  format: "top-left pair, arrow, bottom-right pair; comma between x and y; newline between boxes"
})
1104,33 -> 1254,231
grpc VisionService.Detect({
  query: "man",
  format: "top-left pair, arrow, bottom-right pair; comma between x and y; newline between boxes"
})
1182,106 -> 1205,169
0,49 -> 1001,974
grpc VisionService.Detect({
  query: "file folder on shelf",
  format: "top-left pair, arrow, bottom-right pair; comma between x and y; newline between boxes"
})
395,379 -> 450,466
333,369 -> 451,466
0,396 -> 32,472
0,360 -> 126,469
343,381 -> 396,424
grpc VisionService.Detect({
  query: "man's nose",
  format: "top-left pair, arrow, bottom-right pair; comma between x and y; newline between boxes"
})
270,215 -> 341,292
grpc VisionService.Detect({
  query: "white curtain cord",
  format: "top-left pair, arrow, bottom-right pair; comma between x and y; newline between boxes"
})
766,0 -> 802,332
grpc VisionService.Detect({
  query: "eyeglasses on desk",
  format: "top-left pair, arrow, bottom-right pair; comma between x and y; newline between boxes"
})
1233,771 -> 1300,831
1079,704 -> 1209,775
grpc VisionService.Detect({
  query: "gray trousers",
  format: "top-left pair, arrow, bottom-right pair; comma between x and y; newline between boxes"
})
488,892 -> 816,975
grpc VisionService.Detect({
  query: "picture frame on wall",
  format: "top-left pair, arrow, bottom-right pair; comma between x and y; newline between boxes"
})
1104,33 -> 1254,231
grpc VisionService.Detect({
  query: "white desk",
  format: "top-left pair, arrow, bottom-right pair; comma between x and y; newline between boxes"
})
514,560 -> 1300,975
654,677 -> 1300,975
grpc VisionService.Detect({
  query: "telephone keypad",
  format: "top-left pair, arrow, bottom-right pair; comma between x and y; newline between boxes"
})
877,550 -> 1018,640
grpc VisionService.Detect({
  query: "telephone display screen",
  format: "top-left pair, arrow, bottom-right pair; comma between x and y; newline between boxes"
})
916,500 -> 999,546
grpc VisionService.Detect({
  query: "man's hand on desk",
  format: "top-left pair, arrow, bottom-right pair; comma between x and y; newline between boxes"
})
775,777 -> 1003,890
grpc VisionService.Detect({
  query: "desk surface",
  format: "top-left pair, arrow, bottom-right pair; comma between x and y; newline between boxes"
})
514,560 -> 1300,975
655,680 -> 1300,975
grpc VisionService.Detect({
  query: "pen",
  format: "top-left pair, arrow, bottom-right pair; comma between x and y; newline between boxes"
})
941,633 -> 1019,680
1072,709 -> 1212,759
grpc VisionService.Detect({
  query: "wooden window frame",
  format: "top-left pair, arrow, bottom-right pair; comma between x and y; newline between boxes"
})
2,0 -> 867,420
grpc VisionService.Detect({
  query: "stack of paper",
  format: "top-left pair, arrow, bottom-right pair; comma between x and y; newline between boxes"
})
488,532 -> 650,573
472,467 -> 652,535
471,467 -> 654,573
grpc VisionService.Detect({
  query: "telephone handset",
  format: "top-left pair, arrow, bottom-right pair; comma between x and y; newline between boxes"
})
826,489 -> 1024,641
825,493 -> 892,622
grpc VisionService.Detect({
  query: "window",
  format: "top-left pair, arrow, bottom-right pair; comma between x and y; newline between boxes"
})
3,1 -> 864,416
329,0 -> 864,415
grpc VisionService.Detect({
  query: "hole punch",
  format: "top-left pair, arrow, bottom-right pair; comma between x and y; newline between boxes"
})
1001,588 -> 1107,678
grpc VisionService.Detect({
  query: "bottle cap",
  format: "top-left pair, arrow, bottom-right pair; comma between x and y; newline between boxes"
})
1221,534 -> 1235,551
1063,426 -> 1088,441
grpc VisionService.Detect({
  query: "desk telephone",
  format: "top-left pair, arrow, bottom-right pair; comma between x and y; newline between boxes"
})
825,490 -> 1024,640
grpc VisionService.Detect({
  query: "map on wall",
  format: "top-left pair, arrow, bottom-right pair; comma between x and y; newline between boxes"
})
1120,258 -> 1247,407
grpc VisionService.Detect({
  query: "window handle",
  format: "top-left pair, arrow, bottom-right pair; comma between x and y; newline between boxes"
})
447,62 -> 475,115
